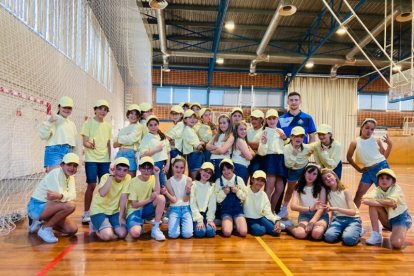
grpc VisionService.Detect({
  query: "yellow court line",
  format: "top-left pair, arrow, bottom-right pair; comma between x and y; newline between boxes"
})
256,237 -> 294,276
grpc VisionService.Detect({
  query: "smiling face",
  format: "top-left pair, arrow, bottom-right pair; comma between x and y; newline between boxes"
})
221,164 -> 234,180
142,109 -> 153,119
139,163 -> 153,180
321,172 -> 337,190
252,177 -> 266,192
318,133 -> 331,145
200,169 -> 213,182
61,163 -> 78,177
378,174 -> 395,191
266,116 -> 278,128
94,106 -> 109,120
304,168 -> 319,185
237,123 -> 247,139
250,116 -> 263,129
170,112 -> 182,123
147,119 -> 159,134
172,160 -> 185,176
184,115 -> 196,127
113,165 -> 129,182
127,110 -> 139,124
58,106 -> 73,118
219,117 -> 230,132
231,112 -> 243,124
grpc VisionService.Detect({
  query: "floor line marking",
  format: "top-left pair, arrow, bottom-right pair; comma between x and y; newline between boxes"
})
256,237 -> 294,276
36,242 -> 77,276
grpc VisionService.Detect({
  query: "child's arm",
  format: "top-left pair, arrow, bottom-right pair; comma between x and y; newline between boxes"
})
238,139 -> 255,160
107,140 -> 111,159
119,193 -> 128,225
210,135 -> 235,155
328,190 -> 357,217
162,179 -> 177,203
378,135 -> 392,158
309,188 -> 327,223
290,191 -> 306,212
153,167 -> 161,194
205,136 -> 217,151
117,125 -> 142,146
98,175 -> 113,197
215,179 -> 229,204
233,177 -> 248,202
183,177 -> 192,202
207,185 -> 217,223
82,135 -> 95,149
190,183 -> 203,222
346,140 -> 364,173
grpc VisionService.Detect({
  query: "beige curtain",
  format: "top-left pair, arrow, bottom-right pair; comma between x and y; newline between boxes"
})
289,76 -> 358,162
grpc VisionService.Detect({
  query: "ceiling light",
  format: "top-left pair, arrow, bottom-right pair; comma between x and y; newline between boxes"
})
249,72 -> 257,77
392,64 -> 402,72
279,1 -> 297,16
336,26 -> 347,35
149,0 -> 168,10
216,58 -> 224,65
396,4 -> 412,22
305,61 -> 314,69
224,21 -> 235,31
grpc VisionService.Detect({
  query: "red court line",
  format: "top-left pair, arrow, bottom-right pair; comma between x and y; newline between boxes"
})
36,242 -> 77,276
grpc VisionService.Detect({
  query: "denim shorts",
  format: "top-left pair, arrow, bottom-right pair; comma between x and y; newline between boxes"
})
85,162 -> 111,184
210,158 -> 223,180
116,149 -> 137,171
234,163 -> 249,184
90,212 -> 121,232
187,151 -> 204,172
389,210 -> 412,230
298,210 -> 329,225
27,197 -> 47,220
287,166 -> 306,183
262,154 -> 286,177
360,160 -> 389,186
154,160 -> 167,187
170,148 -> 182,159
44,144 -> 72,167
126,202 -> 155,230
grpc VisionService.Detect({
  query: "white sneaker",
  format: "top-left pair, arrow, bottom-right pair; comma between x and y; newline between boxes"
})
162,216 -> 169,224
28,218 -> 42,234
277,206 -> 289,219
38,226 -> 58,243
366,231 -> 383,245
280,220 -> 294,231
151,227 -> 166,241
82,212 -> 90,225
145,218 -> 155,224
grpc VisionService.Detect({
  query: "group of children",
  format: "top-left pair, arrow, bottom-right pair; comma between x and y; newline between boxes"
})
27,93 -> 411,249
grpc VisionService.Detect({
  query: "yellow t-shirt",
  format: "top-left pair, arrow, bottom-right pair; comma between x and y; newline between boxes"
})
81,118 -> 112,162
31,167 -> 76,203
363,184 -> 408,219
126,175 -> 155,216
90,174 -> 131,216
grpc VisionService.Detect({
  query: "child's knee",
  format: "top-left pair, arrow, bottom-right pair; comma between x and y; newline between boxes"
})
129,227 -> 142,239
182,230 -> 193,239
116,227 -> 127,239
311,229 -> 324,240
222,228 -> 232,237
98,230 -> 114,241
250,225 -> 266,236
66,224 -> 78,236
391,236 -> 404,249
156,195 -> 166,205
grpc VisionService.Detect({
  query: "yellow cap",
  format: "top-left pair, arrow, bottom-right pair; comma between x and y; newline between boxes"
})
231,107 -> 243,115
171,105 -> 184,114
146,115 -> 159,125
127,104 -> 141,112
139,156 -> 155,166
59,96 -> 74,108
291,126 -> 305,136
183,109 -> 196,119
62,153 -> 80,165
139,102 -> 152,112
251,110 -> 264,119
201,162 -> 215,172
265,109 -> 279,118
114,157 -> 130,167
190,102 -> 201,109
219,158 -> 234,167
376,168 -> 396,179
95,99 -> 109,108
252,170 -> 266,180
179,102 -> 190,108
199,108 -> 211,117
316,124 -> 332,134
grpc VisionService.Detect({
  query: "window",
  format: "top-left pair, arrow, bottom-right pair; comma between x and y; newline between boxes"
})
155,87 -> 171,104
358,93 -> 414,111
173,88 -> 189,104
358,94 -> 371,109
209,90 -> 224,105
371,95 -> 386,110
190,89 -> 208,105
401,99 -> 414,111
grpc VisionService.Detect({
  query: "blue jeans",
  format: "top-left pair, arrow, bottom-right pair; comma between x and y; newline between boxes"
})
154,160 -> 167,187
170,148 -> 182,159
126,203 -> 155,231
324,216 -> 362,246
116,149 -> 137,171
246,217 -> 280,236
361,160 -> 389,186
193,212 -> 216,238
44,144 -> 72,167
210,158 -> 223,180
234,163 -> 249,184
168,205 -> 193,239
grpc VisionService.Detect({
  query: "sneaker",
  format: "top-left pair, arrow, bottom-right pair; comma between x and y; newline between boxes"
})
82,212 -> 90,225
366,231 -> 383,245
277,206 -> 289,219
28,218 -> 42,234
162,216 -> 169,224
145,218 -> 155,224
280,220 -> 294,231
151,227 -> 166,241
38,226 -> 58,243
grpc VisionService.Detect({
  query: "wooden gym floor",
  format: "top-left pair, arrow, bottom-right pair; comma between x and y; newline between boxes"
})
0,164 -> 413,275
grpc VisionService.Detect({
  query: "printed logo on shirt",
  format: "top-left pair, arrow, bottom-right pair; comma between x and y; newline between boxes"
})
297,119 -> 304,125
